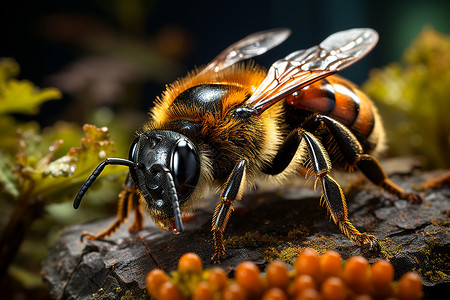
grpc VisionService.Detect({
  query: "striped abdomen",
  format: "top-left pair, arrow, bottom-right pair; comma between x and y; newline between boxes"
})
285,74 -> 385,154
286,75 -> 376,137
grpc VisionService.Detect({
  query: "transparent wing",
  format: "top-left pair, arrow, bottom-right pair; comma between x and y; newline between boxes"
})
243,28 -> 379,116
200,28 -> 291,74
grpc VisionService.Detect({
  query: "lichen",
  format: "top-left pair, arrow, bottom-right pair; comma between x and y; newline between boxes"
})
225,231 -> 282,249
265,244 -> 302,265
417,237 -> 450,283
363,27 -> 450,168
379,238 -> 410,260
264,235 -> 348,264
90,287 -> 151,300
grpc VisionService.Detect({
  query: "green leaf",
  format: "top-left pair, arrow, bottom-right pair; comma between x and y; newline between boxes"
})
0,79 -> 62,115
20,124 -> 127,203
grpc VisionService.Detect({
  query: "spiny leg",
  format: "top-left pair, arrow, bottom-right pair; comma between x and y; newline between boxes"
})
316,115 -> 421,204
128,187 -> 144,234
81,174 -> 142,241
300,129 -> 379,250
211,159 -> 247,263
262,125 -> 379,250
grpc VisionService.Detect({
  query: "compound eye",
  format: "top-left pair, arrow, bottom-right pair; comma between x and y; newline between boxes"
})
170,139 -> 200,198
128,136 -> 140,162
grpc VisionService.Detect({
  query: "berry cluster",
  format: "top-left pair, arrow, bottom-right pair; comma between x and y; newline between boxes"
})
146,250 -> 423,300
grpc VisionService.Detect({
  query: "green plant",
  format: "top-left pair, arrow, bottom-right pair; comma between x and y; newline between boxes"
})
363,27 -> 450,168
0,58 -> 125,287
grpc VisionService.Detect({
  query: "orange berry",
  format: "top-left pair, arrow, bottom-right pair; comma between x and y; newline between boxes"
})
320,250 -> 342,279
297,288 -> 321,300
320,277 -> 347,300
397,272 -> 423,300
296,249 -> 321,283
371,260 -> 394,297
262,287 -> 288,300
343,255 -> 370,294
222,283 -> 246,300
178,252 -> 203,274
235,261 -> 263,297
193,281 -> 214,300
146,269 -> 169,298
372,260 -> 394,286
266,260 -> 289,290
208,267 -> 228,291
289,275 -> 316,298
158,281 -> 182,300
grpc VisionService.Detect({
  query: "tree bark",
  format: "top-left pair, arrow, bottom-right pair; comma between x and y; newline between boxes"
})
42,162 -> 449,300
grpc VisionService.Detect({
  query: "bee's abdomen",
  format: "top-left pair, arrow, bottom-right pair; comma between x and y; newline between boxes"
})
285,75 -> 375,137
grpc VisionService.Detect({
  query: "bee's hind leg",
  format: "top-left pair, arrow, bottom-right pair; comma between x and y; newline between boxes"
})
262,125 -> 379,250
81,174 -> 142,241
299,129 -> 380,250
316,115 -> 422,204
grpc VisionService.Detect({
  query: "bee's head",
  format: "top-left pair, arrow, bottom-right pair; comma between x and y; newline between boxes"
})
73,129 -> 201,234
128,130 -> 201,233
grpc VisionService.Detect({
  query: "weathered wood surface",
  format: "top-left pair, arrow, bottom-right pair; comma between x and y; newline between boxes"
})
42,162 -> 449,299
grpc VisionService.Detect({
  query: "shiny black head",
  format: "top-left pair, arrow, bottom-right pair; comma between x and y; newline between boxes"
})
128,130 -> 200,226
73,129 -> 201,234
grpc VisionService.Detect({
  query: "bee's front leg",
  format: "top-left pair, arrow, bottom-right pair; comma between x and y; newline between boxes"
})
81,175 -> 142,241
211,159 -> 247,263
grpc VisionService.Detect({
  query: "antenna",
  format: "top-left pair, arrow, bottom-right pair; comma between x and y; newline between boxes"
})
73,158 -> 137,209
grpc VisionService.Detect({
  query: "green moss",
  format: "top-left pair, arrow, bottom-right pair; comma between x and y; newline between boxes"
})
90,287 -> 150,300
301,235 -> 344,255
264,235 -> 348,264
225,231 -> 281,249
265,244 -> 302,265
379,238 -> 409,260
417,236 -> 450,283
363,27 -> 450,168
225,224 -> 311,253
424,270 -> 450,283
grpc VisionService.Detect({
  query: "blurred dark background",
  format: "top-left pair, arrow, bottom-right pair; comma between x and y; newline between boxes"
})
0,1 -> 449,299
1,0 -> 449,128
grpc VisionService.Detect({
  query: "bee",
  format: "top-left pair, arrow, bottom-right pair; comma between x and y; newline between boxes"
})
74,28 -> 421,262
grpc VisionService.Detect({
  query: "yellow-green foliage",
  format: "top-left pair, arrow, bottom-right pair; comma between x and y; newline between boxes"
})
363,27 -> 450,168
0,59 -> 124,204
0,58 -> 126,289
0,58 -> 61,115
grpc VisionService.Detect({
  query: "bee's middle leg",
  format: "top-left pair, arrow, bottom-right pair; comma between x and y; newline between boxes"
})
262,126 -> 379,250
